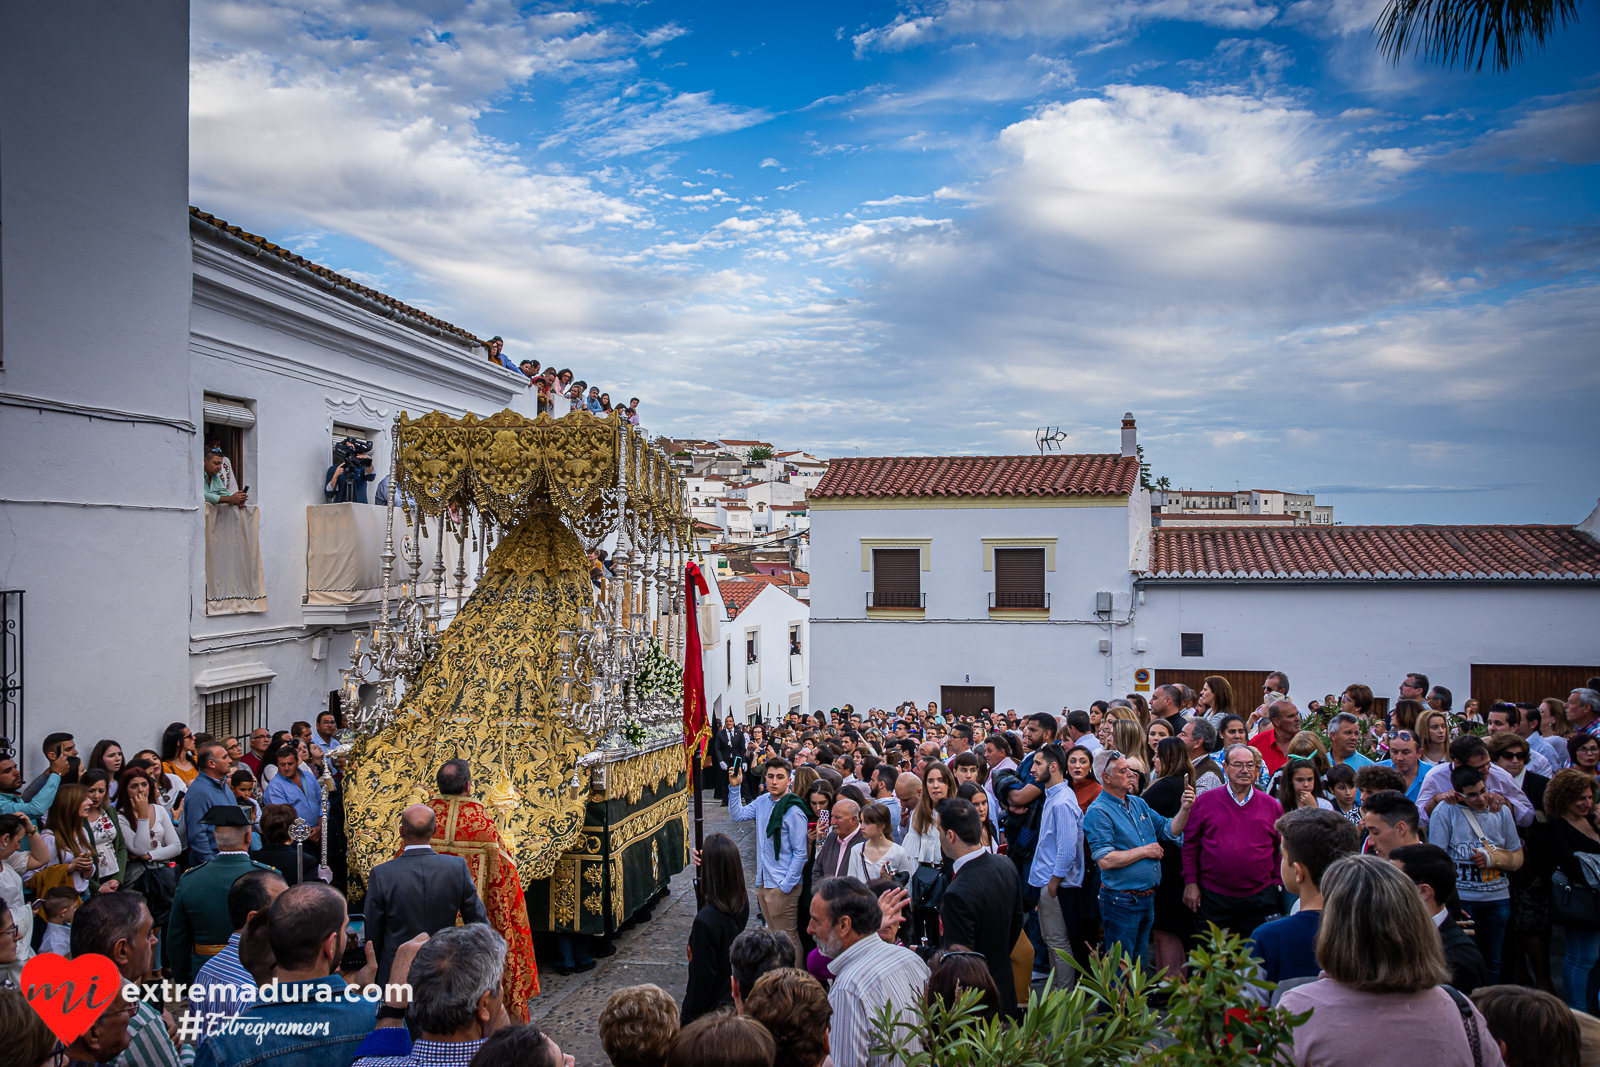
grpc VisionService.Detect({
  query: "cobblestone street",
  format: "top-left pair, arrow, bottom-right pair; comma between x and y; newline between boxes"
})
531,791 -> 759,1067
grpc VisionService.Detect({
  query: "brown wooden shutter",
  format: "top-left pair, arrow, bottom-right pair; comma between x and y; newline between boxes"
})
872,548 -> 921,607
993,548 -> 1045,608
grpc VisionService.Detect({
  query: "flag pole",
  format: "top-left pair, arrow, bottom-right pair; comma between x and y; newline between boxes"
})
682,559 -> 711,911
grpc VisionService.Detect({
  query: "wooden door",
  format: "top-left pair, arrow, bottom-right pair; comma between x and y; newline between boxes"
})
1471,664 -> 1600,708
940,686 -> 996,721
1154,669 -> 1272,716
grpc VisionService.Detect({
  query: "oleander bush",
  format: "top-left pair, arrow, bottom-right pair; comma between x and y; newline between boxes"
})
868,927 -> 1307,1066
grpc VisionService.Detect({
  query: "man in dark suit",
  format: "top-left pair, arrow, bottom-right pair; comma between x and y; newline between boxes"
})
365,804 -> 489,984
811,799 -> 862,884
936,797 -> 1025,1014
1391,844 -> 1486,995
713,716 -> 744,805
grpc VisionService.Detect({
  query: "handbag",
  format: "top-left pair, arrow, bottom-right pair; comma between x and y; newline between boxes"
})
1551,869 -> 1600,930
137,862 -> 180,927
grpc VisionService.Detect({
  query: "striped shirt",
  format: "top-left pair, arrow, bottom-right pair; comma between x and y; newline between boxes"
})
192,933 -> 253,1046
827,934 -> 930,1067
117,1001 -> 195,1067
354,1037 -> 486,1066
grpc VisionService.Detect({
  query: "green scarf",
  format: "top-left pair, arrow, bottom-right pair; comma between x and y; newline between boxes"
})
766,793 -> 813,861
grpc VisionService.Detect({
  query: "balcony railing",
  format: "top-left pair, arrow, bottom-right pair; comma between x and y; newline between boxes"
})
866,592 -> 924,609
789,653 -> 804,685
990,591 -> 1050,610
745,662 -> 761,694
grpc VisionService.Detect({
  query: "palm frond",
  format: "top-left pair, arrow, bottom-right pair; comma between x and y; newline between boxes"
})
1374,0 -> 1580,72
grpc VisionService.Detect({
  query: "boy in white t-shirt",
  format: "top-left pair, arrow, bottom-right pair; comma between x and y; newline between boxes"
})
1427,764 -> 1523,986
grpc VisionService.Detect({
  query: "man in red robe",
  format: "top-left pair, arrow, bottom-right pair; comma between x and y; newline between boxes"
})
426,758 -> 540,1018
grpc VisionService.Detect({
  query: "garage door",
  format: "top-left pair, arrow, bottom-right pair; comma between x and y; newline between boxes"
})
1471,664 -> 1600,708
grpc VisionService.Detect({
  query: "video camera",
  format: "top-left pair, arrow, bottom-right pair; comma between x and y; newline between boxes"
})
333,437 -> 374,468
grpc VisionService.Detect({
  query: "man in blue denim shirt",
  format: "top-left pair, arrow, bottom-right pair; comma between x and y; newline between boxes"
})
196,882 -> 380,1067
1083,754 -> 1193,971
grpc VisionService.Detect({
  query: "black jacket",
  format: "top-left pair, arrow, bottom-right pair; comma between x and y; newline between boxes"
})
940,851 -> 1026,1013
250,844 -> 320,886
1439,911 -> 1485,996
365,847 -> 489,984
713,729 -> 744,767
682,903 -> 749,1024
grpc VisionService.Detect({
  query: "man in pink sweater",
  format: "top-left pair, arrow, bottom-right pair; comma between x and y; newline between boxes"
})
1181,743 -> 1285,937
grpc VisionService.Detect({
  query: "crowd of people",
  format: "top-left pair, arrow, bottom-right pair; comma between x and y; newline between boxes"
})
4,678 -> 1600,1066
483,338 -> 642,424
0,714 -> 588,1066
672,677 -> 1600,1067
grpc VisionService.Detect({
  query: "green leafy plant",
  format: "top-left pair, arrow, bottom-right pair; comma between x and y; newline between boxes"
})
866,928 -> 1306,1066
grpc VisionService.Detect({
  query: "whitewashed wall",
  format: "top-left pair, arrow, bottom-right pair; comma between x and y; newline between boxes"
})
1133,580 -> 1600,707
809,498 -> 1138,711
699,579 -> 809,725
0,1 -> 194,778
185,231 -> 531,736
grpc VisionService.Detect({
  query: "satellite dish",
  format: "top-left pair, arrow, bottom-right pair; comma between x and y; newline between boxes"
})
1035,426 -> 1067,454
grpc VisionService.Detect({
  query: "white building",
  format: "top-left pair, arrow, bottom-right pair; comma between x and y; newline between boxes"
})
810,416 -> 1600,715
0,2 -> 535,774
695,575 -> 809,725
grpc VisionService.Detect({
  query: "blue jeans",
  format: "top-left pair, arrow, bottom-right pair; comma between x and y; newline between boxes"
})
1099,887 -> 1155,971
1563,927 -> 1600,1014
1464,899 -> 1510,986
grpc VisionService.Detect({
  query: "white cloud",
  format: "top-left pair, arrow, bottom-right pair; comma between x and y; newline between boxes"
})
549,87 -> 772,158
853,0 -> 1280,55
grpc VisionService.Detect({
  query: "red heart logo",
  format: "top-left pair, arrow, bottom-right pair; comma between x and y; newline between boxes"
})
21,952 -> 123,1044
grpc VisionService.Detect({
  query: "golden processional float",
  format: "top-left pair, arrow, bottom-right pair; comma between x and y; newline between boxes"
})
338,408 -> 694,935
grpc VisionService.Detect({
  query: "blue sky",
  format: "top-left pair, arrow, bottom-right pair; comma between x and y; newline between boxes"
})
190,0 -> 1599,524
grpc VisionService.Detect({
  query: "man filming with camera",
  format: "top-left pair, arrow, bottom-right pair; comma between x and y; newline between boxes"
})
325,437 -> 376,504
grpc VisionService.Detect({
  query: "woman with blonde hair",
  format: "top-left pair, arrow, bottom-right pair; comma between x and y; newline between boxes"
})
40,784 -> 98,896
1279,855 -> 1504,1067
1112,718 -> 1152,780
1416,710 -> 1451,765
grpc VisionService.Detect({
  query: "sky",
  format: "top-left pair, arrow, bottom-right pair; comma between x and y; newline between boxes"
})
189,0 -> 1600,524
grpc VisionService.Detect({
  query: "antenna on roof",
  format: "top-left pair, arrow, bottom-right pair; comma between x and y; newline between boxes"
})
1035,427 -> 1067,455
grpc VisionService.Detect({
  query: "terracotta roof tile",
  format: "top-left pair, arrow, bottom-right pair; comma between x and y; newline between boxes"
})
743,571 -> 811,587
815,454 -> 1138,499
190,208 -> 482,345
718,581 -> 767,619
1145,525 -> 1600,580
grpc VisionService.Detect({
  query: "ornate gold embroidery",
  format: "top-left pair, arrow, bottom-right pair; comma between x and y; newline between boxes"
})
553,857 -> 577,928
583,863 -> 603,888
583,891 -> 604,917
344,508 -> 593,889
598,743 -> 687,804
651,839 -> 660,882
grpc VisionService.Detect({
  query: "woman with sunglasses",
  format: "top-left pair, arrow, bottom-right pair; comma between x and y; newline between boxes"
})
1486,730 -> 1553,992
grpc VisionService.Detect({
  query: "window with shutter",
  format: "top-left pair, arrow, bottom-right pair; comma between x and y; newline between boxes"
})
872,548 -> 921,608
993,548 -> 1046,609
